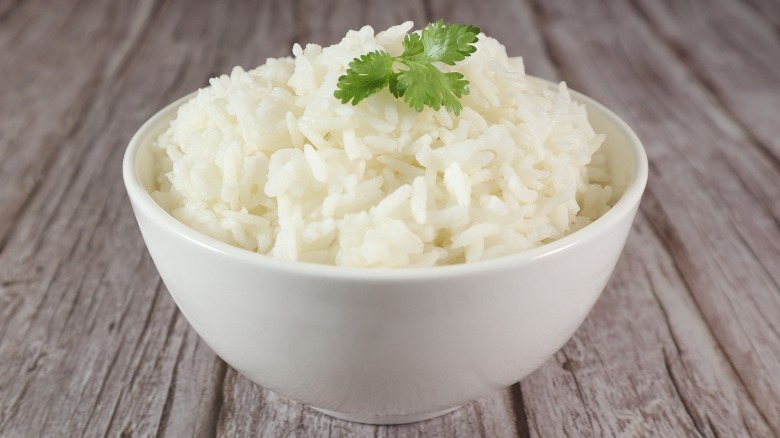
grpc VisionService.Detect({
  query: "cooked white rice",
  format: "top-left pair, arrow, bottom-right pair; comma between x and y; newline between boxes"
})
151,22 -> 614,268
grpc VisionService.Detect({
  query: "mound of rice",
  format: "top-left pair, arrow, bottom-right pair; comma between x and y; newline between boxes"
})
151,22 -> 614,268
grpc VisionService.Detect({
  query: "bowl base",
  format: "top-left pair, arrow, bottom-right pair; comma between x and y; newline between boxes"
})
309,405 -> 462,425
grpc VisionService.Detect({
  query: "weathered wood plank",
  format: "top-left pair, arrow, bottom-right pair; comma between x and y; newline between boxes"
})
2,0 -> 780,436
0,0 -> 154,250
524,0 -> 780,435
631,0 -> 780,296
0,0 -> 294,436
743,0 -> 780,30
634,0 -> 780,187
520,212 -> 773,437
0,0 -> 168,433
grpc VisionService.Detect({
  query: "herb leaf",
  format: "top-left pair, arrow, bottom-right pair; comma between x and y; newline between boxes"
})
333,50 -> 394,106
334,21 -> 480,115
418,20 -> 480,65
395,63 -> 469,114
401,32 -> 424,59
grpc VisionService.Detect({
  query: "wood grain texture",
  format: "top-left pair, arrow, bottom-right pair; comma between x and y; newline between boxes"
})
524,0 -> 780,436
1,0 -> 779,436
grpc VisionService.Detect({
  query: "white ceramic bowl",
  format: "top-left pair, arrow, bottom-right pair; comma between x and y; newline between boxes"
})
123,78 -> 647,425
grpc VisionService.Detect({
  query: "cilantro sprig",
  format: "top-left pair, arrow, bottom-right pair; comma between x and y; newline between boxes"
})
334,21 -> 481,115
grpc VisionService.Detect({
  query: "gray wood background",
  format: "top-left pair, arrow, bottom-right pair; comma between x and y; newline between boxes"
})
1,0 -> 779,436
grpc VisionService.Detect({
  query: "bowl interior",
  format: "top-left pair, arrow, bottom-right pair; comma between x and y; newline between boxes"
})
134,94 -> 193,192
589,103 -> 635,199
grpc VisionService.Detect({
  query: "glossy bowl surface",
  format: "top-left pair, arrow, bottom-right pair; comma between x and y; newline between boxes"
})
123,78 -> 647,424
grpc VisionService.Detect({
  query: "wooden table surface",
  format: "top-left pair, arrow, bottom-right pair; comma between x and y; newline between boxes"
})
2,0 -> 779,436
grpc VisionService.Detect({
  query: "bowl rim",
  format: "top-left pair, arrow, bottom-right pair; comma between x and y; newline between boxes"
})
123,76 -> 648,281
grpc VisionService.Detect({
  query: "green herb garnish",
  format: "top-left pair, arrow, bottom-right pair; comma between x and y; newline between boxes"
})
334,21 -> 480,115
